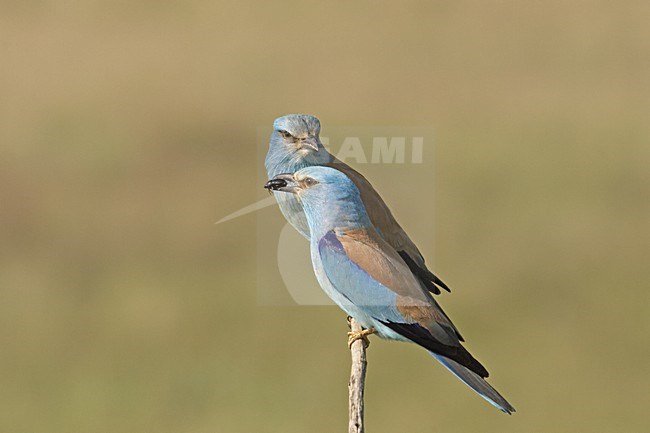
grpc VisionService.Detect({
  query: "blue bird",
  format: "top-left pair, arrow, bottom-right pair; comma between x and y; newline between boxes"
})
265,167 -> 515,414
265,114 -> 451,296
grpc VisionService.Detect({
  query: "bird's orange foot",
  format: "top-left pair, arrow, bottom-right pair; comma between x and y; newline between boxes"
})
347,327 -> 376,349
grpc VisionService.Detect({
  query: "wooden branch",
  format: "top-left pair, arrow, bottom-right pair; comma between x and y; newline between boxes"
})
348,318 -> 368,433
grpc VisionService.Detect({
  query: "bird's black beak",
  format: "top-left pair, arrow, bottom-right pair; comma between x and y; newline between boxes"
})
264,173 -> 299,194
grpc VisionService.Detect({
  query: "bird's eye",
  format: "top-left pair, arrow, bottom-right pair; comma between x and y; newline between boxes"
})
278,130 -> 293,139
303,177 -> 318,187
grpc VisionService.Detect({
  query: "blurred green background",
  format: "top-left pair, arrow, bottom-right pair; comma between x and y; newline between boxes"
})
1,1 -> 649,432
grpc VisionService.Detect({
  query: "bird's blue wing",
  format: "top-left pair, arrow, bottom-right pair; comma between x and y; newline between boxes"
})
328,159 -> 452,296
318,228 -> 489,378
317,230 -> 404,322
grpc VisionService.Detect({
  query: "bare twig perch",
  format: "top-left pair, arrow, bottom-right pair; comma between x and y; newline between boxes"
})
348,317 -> 369,433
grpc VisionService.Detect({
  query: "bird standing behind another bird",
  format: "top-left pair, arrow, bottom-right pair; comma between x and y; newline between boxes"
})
265,114 -> 451,296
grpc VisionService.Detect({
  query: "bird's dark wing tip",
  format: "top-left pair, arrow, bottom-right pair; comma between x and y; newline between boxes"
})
380,320 -> 488,378
397,251 -> 452,294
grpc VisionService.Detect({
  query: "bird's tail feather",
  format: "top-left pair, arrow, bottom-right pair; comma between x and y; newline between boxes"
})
430,353 -> 516,414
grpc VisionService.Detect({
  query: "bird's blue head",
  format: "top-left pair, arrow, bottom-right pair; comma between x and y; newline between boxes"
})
264,166 -> 371,237
265,114 -> 331,176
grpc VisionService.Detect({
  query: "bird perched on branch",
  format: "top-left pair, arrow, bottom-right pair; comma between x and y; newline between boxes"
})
265,114 -> 450,296
265,167 -> 515,414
